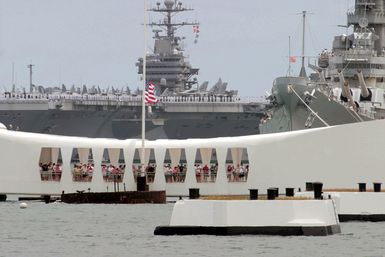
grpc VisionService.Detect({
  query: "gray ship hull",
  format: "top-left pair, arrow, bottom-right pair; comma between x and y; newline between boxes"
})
0,110 -> 262,139
260,77 -> 369,134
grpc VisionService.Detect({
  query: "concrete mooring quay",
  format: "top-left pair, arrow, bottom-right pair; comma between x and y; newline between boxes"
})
297,182 -> 385,222
154,187 -> 341,236
154,198 -> 341,236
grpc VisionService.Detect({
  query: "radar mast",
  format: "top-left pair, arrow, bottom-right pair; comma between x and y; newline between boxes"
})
137,0 -> 200,94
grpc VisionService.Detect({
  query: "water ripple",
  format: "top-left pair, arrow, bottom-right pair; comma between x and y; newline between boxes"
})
1,202 -> 385,257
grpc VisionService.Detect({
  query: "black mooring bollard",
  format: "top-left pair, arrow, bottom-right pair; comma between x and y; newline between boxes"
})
0,194 -> 7,202
43,195 -> 51,204
189,188 -> 200,199
313,182 -> 323,199
271,187 -> 279,197
285,188 -> 294,197
249,189 -> 258,200
306,182 -> 314,191
373,182 -> 382,192
137,176 -> 147,191
267,188 -> 276,200
358,183 -> 366,192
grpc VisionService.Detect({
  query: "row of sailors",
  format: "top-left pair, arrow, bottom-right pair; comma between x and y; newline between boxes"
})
319,49 -> 334,58
158,95 -> 241,103
1,93 -> 244,103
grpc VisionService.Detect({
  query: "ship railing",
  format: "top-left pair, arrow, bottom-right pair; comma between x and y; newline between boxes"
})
357,102 -> 381,119
0,93 -> 50,102
157,96 -> 266,104
357,108 -> 376,119
46,95 -> 143,101
355,0 -> 375,5
335,50 -> 376,59
1,93 -> 267,105
49,95 -> 142,106
62,95 -> 267,105
340,101 -> 377,119
0,99 -> 49,104
71,99 -> 143,107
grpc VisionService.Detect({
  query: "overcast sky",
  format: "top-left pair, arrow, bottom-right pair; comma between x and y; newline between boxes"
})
0,0 -> 354,96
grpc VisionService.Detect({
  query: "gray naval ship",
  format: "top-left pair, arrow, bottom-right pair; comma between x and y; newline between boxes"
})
260,0 -> 385,134
0,0 -> 267,140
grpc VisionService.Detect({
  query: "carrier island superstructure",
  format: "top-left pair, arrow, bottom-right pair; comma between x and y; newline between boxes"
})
260,0 -> 385,134
0,0 -> 267,139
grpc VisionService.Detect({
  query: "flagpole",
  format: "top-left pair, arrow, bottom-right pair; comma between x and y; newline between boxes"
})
141,0 -> 147,178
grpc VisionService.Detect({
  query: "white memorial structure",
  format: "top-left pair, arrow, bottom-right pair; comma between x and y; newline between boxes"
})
0,119 -> 385,196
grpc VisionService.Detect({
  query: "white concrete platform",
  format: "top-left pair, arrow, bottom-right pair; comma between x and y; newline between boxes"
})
154,199 -> 341,236
296,191 -> 385,221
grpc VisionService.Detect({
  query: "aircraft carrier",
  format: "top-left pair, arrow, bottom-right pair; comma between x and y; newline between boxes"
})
0,0 -> 267,140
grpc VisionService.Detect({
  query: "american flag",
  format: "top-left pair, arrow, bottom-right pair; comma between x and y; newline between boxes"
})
145,83 -> 157,105
289,56 -> 296,63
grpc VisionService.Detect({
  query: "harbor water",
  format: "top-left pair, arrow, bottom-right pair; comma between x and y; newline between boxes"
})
1,201 -> 385,257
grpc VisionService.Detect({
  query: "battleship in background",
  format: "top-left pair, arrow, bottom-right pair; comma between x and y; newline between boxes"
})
0,0 -> 267,140
260,0 -> 385,134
